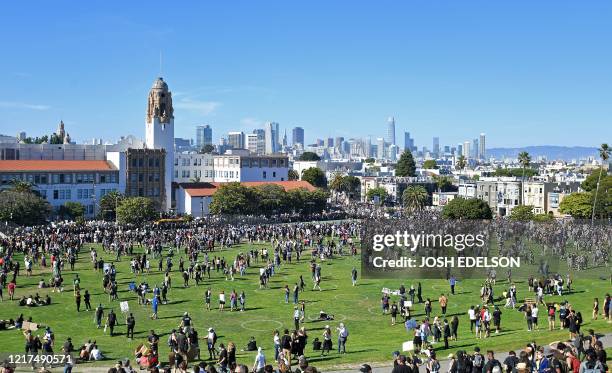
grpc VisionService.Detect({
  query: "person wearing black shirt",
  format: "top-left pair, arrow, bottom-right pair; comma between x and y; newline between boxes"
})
503,351 -> 519,373
492,306 -> 502,334
391,355 -> 411,373
443,319 -> 451,349
218,343 -> 228,373
147,329 -> 159,354
280,329 -> 292,368
482,351 -> 502,373
84,290 -> 91,311
126,313 -> 135,339
107,310 -> 117,336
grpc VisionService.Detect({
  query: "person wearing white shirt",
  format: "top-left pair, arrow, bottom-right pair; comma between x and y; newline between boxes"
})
532,305 -> 539,330
90,345 -> 104,360
252,347 -> 266,373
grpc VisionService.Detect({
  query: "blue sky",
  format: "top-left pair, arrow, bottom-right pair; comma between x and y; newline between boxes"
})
1,1 -> 611,148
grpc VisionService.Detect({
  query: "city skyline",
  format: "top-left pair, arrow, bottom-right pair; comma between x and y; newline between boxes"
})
1,2 -> 612,147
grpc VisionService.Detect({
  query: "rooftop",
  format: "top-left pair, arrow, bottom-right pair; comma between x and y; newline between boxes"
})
0,160 -> 116,172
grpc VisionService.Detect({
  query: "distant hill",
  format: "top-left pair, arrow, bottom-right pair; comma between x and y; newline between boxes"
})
487,146 -> 599,161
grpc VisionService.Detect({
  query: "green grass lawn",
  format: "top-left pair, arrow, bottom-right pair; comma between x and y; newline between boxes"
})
0,241 -> 610,370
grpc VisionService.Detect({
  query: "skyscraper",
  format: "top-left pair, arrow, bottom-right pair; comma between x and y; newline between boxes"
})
264,122 -> 279,154
228,131 -> 245,149
463,141 -> 471,159
386,117 -> 396,145
457,143 -> 463,157
472,138 -> 479,159
325,138 -> 334,148
292,127 -> 304,146
479,133 -> 486,160
404,131 -> 414,152
196,125 -> 212,149
433,137 -> 440,157
376,137 -> 385,160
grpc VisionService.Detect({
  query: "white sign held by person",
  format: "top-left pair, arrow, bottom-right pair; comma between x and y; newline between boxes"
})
402,341 -> 414,352
120,301 -> 129,313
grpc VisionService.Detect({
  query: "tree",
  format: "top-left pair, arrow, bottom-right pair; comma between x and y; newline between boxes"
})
50,133 -> 63,144
116,197 -> 157,225
58,201 -> 86,220
591,143 -> 610,224
209,182 -> 257,215
99,191 -> 124,221
442,197 -> 492,219
402,185 -> 428,212
533,213 -> 554,222
254,184 -> 287,214
299,152 -> 321,161
518,151 -> 532,181
288,169 -> 300,181
329,173 -> 347,202
343,175 -> 361,200
301,167 -> 327,188
509,205 -> 535,221
456,155 -> 467,174
10,179 -> 35,193
422,159 -> 438,169
366,187 -> 388,204
559,192 -> 594,219
199,144 -> 215,154
396,150 -> 416,177
494,168 -> 538,178
364,157 -> 375,164
433,175 -> 452,192
0,189 -> 51,225
302,189 -> 329,214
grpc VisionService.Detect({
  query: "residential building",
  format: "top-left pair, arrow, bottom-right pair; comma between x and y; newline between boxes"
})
213,153 -> 288,182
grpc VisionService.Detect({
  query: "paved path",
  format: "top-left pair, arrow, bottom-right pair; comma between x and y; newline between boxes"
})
12,333 -> 612,372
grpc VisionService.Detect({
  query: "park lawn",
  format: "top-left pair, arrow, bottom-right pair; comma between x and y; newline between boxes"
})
0,241 -> 610,371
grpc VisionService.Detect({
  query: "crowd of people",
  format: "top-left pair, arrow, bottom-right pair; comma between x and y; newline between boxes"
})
0,214 -> 610,373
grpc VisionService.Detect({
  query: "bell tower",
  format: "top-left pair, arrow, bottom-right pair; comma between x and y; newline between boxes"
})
145,77 -> 174,211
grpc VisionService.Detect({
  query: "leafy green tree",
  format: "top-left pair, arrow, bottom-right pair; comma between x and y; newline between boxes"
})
396,150 -> 416,177
301,167 -> 327,188
494,168 -> 538,178
559,192 -> 593,219
254,184 -> 287,214
288,169 -> 300,181
99,191 -> 124,221
422,159 -> 438,169
442,197 -> 492,219
433,175 -> 453,192
299,152 -> 321,161
0,189 -> 51,225
366,187 -> 388,204
199,144 -> 215,154
50,133 -> 63,144
303,189 -> 329,214
58,201 -> 86,220
456,155 -> 467,174
364,157 -> 375,164
518,151 -> 532,181
209,182 -> 257,215
343,175 -> 361,200
402,185 -> 428,212
533,213 -> 554,222
509,205 -> 535,221
116,197 -> 157,225
591,143 -> 610,223
10,179 -> 35,193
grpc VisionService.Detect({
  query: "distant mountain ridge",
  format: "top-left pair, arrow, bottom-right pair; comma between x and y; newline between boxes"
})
486,146 -> 599,161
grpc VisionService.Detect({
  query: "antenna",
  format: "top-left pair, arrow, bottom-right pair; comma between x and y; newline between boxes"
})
159,50 -> 163,76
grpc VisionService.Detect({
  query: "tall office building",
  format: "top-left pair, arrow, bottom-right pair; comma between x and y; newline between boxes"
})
404,131 -> 414,152
472,138 -> 479,159
479,133 -> 486,160
325,138 -> 334,148
376,137 -> 386,160
463,141 -> 471,159
196,125 -> 212,149
457,143 -> 463,157
335,137 -> 344,149
292,127 -> 304,146
264,122 -> 279,154
432,137 -> 440,157
228,131 -> 245,149
386,117 -> 396,145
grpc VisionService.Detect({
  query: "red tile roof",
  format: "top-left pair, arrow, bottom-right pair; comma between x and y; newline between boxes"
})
0,160 -> 115,172
184,180 -> 316,197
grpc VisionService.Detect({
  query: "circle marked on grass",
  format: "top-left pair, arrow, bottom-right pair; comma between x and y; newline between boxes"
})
241,319 -> 283,332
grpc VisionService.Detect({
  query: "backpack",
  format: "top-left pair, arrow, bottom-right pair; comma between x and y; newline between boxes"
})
582,361 -> 604,373
473,354 -> 483,368
551,357 -> 569,373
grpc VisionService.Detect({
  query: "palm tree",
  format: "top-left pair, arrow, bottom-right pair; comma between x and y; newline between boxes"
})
518,151 -> 531,181
329,172 -> 346,203
592,143 -> 610,224
456,155 -> 466,176
403,185 -> 428,212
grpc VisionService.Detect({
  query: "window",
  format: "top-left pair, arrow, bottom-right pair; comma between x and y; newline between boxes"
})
155,158 -> 160,167
263,171 -> 267,179
100,174 -> 107,183
273,172 -> 276,178
149,158 -> 154,167
53,190 -> 59,200
138,158 -> 144,167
